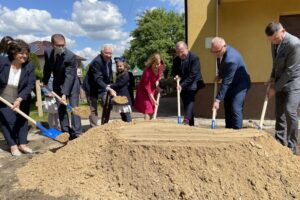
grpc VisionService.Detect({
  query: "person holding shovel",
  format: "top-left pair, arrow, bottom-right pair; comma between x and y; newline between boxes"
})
82,44 -> 116,126
210,37 -> 251,129
134,53 -> 163,120
171,41 -> 205,126
265,22 -> 300,154
42,33 -> 82,140
110,57 -> 132,122
0,39 -> 36,156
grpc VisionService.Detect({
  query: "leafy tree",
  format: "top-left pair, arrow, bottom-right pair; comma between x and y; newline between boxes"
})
28,53 -> 43,80
124,8 -> 185,74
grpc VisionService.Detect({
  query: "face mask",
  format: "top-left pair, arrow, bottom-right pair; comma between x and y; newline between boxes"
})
54,47 -> 65,56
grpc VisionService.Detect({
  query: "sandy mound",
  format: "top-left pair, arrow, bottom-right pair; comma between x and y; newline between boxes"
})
16,120 -> 300,200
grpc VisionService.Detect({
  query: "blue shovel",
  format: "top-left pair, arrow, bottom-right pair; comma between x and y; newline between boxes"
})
0,96 -> 64,142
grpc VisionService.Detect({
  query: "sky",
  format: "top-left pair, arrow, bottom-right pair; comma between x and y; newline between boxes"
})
0,0 -> 184,65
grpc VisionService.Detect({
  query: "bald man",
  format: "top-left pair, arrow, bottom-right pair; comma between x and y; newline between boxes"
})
171,41 -> 205,126
211,37 -> 251,129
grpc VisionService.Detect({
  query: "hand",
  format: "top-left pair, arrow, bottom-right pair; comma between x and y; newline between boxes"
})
267,86 -> 276,99
156,86 -> 161,93
174,75 -> 181,81
212,100 -> 220,111
12,98 -> 22,110
108,88 -> 116,97
265,78 -> 275,86
61,94 -> 67,104
176,84 -> 182,92
47,93 -> 53,98
214,76 -> 221,83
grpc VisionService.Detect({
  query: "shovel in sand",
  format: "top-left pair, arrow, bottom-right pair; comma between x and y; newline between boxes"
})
51,91 -> 89,118
0,96 -> 69,143
153,92 -> 160,120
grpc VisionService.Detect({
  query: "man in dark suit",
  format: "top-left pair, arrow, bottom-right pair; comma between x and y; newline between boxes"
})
211,37 -> 251,129
265,22 -> 300,154
82,44 -> 116,127
43,34 -> 82,140
171,41 -> 205,126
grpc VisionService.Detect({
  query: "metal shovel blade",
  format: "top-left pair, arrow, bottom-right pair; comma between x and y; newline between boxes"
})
36,122 -> 63,140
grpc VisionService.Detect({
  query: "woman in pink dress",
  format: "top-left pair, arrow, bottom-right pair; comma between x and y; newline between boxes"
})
134,53 -> 163,120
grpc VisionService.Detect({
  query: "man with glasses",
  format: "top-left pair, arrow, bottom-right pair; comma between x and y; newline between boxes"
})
82,44 -> 116,127
43,33 -> 82,140
210,37 -> 251,129
171,41 -> 205,126
265,22 -> 300,154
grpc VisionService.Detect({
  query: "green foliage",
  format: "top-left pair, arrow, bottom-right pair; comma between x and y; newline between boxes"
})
124,8 -> 185,73
28,53 -> 43,80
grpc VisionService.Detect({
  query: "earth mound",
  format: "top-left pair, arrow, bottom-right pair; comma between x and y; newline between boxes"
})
16,120 -> 300,199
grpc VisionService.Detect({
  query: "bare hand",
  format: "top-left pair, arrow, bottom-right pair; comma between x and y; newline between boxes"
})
267,86 -> 276,99
212,101 -> 220,111
12,99 -> 21,110
176,84 -> 182,92
214,76 -> 221,83
61,94 -> 67,104
174,75 -> 181,81
108,88 -> 117,97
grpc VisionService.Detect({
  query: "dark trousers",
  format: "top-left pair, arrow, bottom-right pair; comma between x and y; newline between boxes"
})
120,112 -> 132,122
0,105 -> 28,146
86,93 -> 106,127
58,94 -> 82,138
180,89 -> 198,126
224,89 -> 247,129
274,90 -> 300,153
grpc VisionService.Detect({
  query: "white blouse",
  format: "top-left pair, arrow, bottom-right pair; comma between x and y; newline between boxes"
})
8,67 -> 22,87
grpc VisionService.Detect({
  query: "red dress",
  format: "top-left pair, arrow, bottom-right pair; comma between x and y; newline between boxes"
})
134,63 -> 163,114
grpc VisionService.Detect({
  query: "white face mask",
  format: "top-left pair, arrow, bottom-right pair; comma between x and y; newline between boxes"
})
54,47 -> 65,56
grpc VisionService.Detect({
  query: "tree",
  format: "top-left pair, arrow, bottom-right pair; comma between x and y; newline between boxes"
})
123,8 -> 185,74
28,53 -> 43,80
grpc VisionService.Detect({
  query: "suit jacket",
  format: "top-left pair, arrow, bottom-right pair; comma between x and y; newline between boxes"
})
171,52 -> 204,91
270,32 -> 300,92
82,54 -> 113,98
42,47 -> 80,96
110,71 -> 132,106
216,45 -> 251,101
0,56 -> 36,112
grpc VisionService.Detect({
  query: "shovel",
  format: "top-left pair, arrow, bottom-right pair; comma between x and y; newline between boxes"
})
153,92 -> 160,120
0,96 -> 67,142
51,91 -> 89,118
101,93 -> 112,125
51,91 -> 73,112
176,79 -> 181,124
258,84 -> 271,130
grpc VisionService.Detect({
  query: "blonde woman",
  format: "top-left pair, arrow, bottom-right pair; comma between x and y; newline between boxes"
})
134,53 -> 163,120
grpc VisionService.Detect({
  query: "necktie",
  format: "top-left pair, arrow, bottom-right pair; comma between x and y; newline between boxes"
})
274,44 -> 279,57
106,62 -> 110,77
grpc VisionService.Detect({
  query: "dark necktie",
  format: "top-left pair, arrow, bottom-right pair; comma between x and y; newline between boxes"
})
274,44 -> 279,57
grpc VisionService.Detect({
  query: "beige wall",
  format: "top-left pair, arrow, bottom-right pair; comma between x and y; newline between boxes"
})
188,0 -> 300,83
187,0 -> 300,118
219,0 -> 300,82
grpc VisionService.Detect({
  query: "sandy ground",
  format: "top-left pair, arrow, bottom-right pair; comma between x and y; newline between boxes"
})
0,97 -> 300,200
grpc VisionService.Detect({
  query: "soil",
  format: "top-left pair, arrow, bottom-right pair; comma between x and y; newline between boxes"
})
1,120 -> 299,200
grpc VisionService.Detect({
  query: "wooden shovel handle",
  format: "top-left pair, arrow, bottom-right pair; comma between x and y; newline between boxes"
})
153,92 -> 160,119
0,96 -> 36,125
51,91 -> 67,106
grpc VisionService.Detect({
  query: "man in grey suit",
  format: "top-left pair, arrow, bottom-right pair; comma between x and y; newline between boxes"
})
43,34 -> 82,140
265,22 -> 300,154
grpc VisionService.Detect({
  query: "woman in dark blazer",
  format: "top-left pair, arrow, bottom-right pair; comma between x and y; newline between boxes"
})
110,57 -> 132,122
0,39 -> 36,156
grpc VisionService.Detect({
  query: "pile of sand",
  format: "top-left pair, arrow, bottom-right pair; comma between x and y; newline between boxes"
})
16,120 -> 300,199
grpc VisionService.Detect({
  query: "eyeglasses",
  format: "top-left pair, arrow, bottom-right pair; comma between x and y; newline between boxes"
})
211,45 -> 224,54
